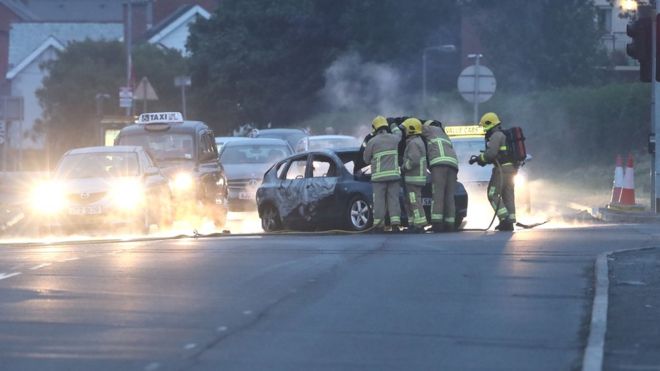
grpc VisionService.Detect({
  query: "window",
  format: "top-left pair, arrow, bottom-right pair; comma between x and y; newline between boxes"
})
275,161 -> 287,179
119,133 -> 194,162
200,132 -> 216,161
311,155 -> 336,177
285,158 -> 307,180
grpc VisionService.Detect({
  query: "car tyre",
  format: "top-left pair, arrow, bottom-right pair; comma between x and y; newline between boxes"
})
261,204 -> 282,232
346,195 -> 372,232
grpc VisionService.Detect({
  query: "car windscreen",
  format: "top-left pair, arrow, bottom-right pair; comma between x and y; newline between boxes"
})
309,137 -> 360,150
118,133 -> 194,162
220,144 -> 291,165
56,153 -> 139,179
452,138 -> 491,182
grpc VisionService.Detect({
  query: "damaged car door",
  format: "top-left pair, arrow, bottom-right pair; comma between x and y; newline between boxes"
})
275,155 -> 310,228
303,154 -> 340,226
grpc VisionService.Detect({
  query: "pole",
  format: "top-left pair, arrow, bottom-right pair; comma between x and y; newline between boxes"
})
655,2 -> 660,213
422,50 -> 427,114
181,85 -> 187,119
125,0 -> 132,116
473,54 -> 481,124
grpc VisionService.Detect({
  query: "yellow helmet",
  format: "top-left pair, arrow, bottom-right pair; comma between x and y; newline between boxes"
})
372,115 -> 388,133
402,118 -> 422,135
479,112 -> 501,131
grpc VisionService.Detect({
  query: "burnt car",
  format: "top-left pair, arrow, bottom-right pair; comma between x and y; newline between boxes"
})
219,138 -> 292,210
115,112 -> 228,227
256,148 -> 468,232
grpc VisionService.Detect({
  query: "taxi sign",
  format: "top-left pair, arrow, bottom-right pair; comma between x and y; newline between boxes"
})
137,112 -> 184,125
444,125 -> 485,137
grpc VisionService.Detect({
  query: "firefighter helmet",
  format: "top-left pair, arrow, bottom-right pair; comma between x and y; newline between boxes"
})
372,116 -> 388,133
403,118 -> 422,135
479,112 -> 501,131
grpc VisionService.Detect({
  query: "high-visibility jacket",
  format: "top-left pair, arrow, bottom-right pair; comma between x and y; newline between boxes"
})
480,127 -> 513,166
403,135 -> 427,186
363,130 -> 402,182
422,125 -> 458,170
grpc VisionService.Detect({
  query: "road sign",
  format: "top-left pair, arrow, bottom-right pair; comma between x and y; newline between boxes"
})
174,75 -> 191,87
134,77 -> 159,101
119,86 -> 133,108
457,64 -> 496,104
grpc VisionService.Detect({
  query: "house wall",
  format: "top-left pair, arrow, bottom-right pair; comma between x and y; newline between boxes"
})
0,6 -> 22,94
154,0 -> 217,23
8,46 -> 58,149
155,14 -> 202,54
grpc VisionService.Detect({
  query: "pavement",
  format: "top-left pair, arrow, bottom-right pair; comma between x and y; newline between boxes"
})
604,245 -> 660,371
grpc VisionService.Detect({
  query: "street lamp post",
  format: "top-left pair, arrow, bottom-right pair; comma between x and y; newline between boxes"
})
174,76 -> 192,119
422,44 -> 456,114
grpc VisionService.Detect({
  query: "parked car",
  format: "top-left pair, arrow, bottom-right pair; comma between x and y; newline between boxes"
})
215,136 -> 243,153
250,128 -> 307,152
219,138 -> 292,210
296,135 -> 361,152
28,146 -> 171,234
115,112 -> 228,226
256,148 -> 468,232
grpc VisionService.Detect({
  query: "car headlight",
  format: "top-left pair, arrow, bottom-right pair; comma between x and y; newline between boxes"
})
171,172 -> 194,192
109,179 -> 144,210
514,174 -> 527,189
30,181 -> 67,215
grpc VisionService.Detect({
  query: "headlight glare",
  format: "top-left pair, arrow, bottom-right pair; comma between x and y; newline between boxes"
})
110,179 -> 144,210
30,181 -> 67,214
514,174 -> 526,189
171,172 -> 194,192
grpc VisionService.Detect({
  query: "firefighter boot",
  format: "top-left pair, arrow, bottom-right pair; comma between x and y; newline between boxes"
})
495,220 -> 514,231
443,222 -> 455,233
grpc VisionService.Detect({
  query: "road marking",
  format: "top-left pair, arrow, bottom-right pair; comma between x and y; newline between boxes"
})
0,272 -> 21,280
217,326 -> 228,332
582,253 -> 609,371
144,362 -> 160,371
30,263 -> 51,270
243,310 -> 252,315
61,257 -> 79,262
183,343 -> 196,350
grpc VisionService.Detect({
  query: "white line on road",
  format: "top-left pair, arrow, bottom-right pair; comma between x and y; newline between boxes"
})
60,257 -> 79,262
144,362 -> 160,371
243,310 -> 252,315
30,263 -> 51,270
217,326 -> 228,332
183,343 -> 196,350
0,272 -> 21,280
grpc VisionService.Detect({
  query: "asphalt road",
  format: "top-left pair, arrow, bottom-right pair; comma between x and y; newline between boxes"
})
0,224 -> 656,371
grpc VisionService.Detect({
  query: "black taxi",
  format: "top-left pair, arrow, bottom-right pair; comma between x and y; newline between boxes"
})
115,112 -> 228,227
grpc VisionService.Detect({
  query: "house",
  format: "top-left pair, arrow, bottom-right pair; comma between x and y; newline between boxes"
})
594,0 -> 637,69
143,4 -> 211,54
5,22 -> 123,149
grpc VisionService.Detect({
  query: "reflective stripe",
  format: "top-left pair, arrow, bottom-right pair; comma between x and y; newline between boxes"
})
429,137 -> 458,167
372,170 -> 400,181
497,208 -> 508,216
431,213 -> 443,222
488,186 -> 496,198
405,175 -> 426,183
429,156 -> 458,166
499,145 -> 507,151
408,192 -> 416,203
444,217 -> 455,223
373,149 -> 398,179
390,216 -> 401,224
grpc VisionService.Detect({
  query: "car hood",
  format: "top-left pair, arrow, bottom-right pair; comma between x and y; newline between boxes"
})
223,163 -> 270,181
157,162 -> 196,178
56,176 -> 141,194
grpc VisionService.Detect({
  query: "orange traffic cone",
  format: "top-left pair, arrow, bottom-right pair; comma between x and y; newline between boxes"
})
617,154 -> 639,207
609,154 -> 624,205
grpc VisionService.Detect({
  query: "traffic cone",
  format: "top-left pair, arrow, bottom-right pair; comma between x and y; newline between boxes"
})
618,154 -> 636,206
609,154 -> 624,205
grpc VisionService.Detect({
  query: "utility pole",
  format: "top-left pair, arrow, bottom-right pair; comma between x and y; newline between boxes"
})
421,45 -> 456,115
125,0 -> 133,116
655,1 -> 660,212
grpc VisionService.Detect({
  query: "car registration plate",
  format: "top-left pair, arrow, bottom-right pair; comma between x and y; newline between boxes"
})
422,198 -> 432,206
69,205 -> 102,215
238,192 -> 252,200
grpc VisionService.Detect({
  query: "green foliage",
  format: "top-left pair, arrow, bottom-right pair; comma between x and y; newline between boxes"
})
37,40 -> 187,157
462,0 -> 608,90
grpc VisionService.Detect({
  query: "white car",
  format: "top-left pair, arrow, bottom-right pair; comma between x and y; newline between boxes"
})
28,146 -> 172,234
447,126 -> 531,212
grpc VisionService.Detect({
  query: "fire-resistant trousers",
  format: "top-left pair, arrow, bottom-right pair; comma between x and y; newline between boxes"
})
430,165 -> 457,224
488,164 -> 517,222
406,184 -> 427,227
372,180 -> 401,227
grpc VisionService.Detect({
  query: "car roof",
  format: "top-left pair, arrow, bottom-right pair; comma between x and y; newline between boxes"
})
67,146 -> 143,155
215,136 -> 242,142
308,135 -> 358,141
256,128 -> 306,134
223,138 -> 290,147
120,120 -> 208,134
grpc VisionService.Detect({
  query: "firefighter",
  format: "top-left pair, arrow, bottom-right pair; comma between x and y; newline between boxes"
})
469,112 -> 517,231
422,119 -> 458,232
363,116 -> 402,232
401,118 -> 428,233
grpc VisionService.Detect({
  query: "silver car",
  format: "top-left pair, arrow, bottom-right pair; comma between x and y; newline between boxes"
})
28,146 -> 172,234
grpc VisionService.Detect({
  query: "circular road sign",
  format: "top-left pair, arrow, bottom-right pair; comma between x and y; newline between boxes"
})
457,64 -> 496,104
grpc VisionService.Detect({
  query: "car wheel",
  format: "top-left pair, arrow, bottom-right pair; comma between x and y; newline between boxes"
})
261,204 -> 281,232
346,195 -> 372,231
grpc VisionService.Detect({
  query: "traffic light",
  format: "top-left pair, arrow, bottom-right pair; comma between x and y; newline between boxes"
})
626,17 -> 652,82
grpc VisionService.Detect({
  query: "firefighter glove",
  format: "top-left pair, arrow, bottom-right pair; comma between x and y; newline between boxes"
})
468,155 -> 479,165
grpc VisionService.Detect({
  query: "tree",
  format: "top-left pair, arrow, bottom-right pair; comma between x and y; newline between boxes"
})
463,0 -> 608,90
37,40 -> 187,158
